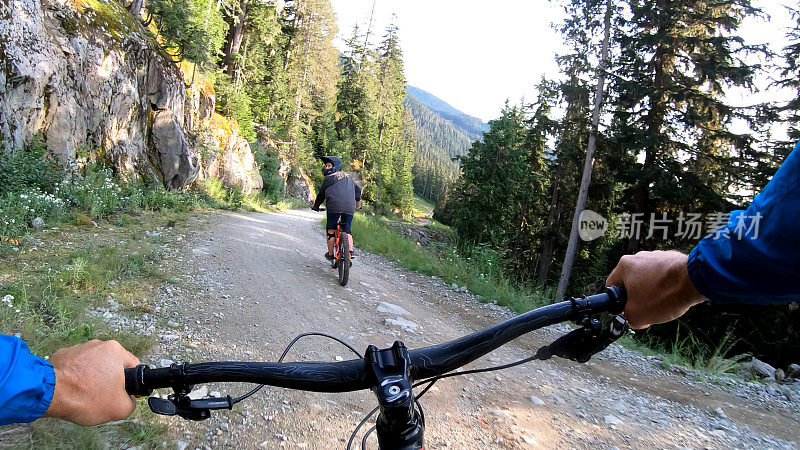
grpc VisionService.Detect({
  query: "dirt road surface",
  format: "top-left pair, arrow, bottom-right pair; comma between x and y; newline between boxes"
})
144,210 -> 800,449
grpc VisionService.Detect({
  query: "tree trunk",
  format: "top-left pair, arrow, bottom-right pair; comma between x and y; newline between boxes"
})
235,37 -> 250,88
284,1 -> 302,72
537,162 -> 565,288
224,1 -> 249,78
128,0 -> 144,19
555,0 -> 613,300
360,0 -> 376,66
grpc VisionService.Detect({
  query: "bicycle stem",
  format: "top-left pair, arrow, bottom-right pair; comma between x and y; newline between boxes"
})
365,341 -> 424,450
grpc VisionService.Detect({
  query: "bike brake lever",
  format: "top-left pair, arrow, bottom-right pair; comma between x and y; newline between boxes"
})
535,314 -> 628,363
147,394 -> 234,421
148,397 -> 177,416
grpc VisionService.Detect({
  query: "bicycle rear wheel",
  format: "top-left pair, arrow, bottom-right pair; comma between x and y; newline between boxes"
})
338,232 -> 350,286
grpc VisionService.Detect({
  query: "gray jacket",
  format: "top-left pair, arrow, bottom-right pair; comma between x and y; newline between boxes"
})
313,157 -> 362,214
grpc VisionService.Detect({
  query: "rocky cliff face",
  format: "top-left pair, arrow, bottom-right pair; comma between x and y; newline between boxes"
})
199,114 -> 263,194
0,0 -> 261,192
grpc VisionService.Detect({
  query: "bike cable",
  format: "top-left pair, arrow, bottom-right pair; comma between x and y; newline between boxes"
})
412,352 -> 546,401
232,332 -> 364,404
348,406 -> 378,450
361,426 -> 376,449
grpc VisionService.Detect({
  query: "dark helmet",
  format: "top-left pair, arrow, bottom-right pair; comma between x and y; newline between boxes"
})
321,156 -> 342,176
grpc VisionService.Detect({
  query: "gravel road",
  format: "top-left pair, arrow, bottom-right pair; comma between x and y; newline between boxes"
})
130,210 -> 800,449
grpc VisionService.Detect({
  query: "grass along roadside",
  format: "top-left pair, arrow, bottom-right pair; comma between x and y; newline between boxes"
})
411,195 -> 435,218
349,214 -> 553,313
0,137 -> 301,244
618,325 -> 750,380
0,209 -> 195,448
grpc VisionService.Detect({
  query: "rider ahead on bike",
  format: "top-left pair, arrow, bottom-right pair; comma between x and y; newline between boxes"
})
312,156 -> 362,261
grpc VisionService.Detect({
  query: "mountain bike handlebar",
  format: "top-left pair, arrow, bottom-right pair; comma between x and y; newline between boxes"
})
125,286 -> 626,448
125,286 -> 626,396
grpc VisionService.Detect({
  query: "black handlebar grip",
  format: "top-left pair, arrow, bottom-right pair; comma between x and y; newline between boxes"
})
125,364 -> 153,396
605,285 -> 627,314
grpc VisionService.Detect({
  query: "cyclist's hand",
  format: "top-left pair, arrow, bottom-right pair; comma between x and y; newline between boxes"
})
605,250 -> 706,329
45,340 -> 140,426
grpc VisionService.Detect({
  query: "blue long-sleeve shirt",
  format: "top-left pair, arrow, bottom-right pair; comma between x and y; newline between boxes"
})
0,335 -> 55,425
688,140 -> 800,304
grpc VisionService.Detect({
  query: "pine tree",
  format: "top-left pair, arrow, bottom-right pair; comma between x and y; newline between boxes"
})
447,104 -> 549,278
775,4 -> 800,151
372,24 -> 415,211
335,26 -> 379,179
609,0 -> 768,251
282,0 -> 339,153
147,0 -> 219,69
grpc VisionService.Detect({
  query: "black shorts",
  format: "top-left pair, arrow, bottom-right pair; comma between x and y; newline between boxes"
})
327,212 -> 353,233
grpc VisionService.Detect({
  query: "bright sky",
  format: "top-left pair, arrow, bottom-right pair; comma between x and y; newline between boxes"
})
329,0 -> 796,124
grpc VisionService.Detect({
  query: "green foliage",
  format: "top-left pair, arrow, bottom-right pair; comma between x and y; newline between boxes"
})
0,153 -> 224,240
333,24 -> 415,213
597,0 -> 791,365
445,104 -> 552,281
411,195 -> 435,218
405,95 -> 466,203
215,74 -> 257,142
251,142 -> 285,203
0,189 -> 67,238
335,26 -> 379,169
143,0 -> 414,214
0,135 -> 62,196
59,168 -> 125,217
428,0 -> 790,367
147,0 -> 221,68
350,214 -> 553,312
0,243 -> 161,357
772,5 -> 800,156
609,0 -> 768,229
188,0 -> 229,68
55,166 -> 194,218
200,178 -> 243,209
625,324 -> 749,376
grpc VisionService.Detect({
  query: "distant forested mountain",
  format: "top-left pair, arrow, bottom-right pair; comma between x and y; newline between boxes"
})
406,86 -> 489,139
405,86 -> 488,203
